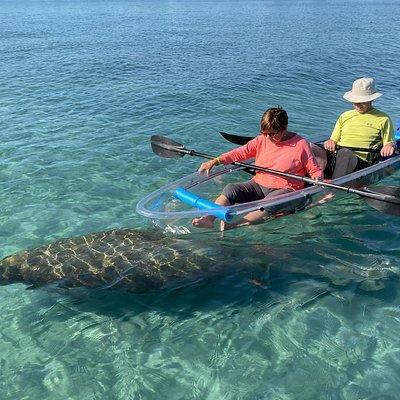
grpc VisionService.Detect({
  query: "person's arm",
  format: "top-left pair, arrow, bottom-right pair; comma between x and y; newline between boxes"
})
302,142 -> 324,179
380,117 -> 395,157
324,116 -> 342,151
219,136 -> 259,164
197,136 -> 259,175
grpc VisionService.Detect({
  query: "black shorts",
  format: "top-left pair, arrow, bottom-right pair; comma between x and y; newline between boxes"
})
324,151 -> 372,179
221,180 -> 293,204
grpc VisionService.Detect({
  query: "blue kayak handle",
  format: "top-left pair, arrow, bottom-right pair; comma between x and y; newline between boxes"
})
174,188 -> 233,222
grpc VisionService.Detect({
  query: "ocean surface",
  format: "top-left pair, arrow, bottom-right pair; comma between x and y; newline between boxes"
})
1,0 -> 400,398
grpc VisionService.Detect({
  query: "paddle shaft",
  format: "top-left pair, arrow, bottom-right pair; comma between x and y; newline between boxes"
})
179,147 -> 400,206
219,132 -> 383,153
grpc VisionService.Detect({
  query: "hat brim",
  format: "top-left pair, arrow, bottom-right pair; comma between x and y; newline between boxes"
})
343,91 -> 382,103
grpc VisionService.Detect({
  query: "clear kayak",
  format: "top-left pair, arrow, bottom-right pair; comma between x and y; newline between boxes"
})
137,129 -> 400,234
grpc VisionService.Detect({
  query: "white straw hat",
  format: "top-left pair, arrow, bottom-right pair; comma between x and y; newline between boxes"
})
343,77 -> 382,103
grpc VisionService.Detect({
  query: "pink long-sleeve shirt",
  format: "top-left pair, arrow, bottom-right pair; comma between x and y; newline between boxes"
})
219,134 -> 323,190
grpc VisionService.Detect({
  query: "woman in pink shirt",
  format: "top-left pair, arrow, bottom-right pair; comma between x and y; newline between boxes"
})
192,107 -> 323,229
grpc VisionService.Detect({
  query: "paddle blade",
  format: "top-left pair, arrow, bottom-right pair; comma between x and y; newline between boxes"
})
363,186 -> 400,216
151,135 -> 186,159
219,131 -> 255,146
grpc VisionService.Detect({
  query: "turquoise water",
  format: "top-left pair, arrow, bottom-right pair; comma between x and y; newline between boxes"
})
1,0 -> 400,398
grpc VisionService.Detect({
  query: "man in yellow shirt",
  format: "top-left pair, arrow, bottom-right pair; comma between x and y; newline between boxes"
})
313,77 -> 395,178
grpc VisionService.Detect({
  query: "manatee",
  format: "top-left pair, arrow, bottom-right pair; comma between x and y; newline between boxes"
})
2,227 -> 395,295
0,228 -> 261,293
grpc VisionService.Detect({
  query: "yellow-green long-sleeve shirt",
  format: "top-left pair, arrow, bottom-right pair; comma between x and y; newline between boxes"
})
330,108 -> 394,161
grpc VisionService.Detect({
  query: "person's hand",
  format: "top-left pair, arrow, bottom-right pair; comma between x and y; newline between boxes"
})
198,159 -> 218,175
324,139 -> 337,152
380,142 -> 395,157
310,177 -> 321,185
312,177 -> 332,184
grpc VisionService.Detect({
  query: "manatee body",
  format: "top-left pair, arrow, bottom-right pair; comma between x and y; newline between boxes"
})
0,229 -> 248,293
4,227 -> 392,295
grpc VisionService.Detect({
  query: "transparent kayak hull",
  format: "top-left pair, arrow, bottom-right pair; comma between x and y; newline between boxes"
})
136,154 -> 400,234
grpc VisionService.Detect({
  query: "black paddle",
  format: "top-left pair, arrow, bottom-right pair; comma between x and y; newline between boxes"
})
151,135 -> 400,216
219,131 -> 255,146
219,131 -> 382,153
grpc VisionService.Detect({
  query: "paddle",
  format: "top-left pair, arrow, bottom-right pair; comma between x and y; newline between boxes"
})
151,135 -> 400,216
219,131 -> 255,146
219,131 -> 382,153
